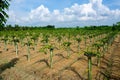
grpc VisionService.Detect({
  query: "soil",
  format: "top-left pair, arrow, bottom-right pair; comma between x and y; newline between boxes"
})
0,35 -> 120,80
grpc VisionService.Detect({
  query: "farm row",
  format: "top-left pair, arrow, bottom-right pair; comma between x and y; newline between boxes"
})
0,29 -> 119,80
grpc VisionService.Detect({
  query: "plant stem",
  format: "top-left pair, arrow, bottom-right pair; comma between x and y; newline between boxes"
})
34,44 -> 36,51
4,41 -> 7,51
97,55 -> 100,67
27,45 -> 30,61
67,46 -> 70,58
50,50 -> 53,68
97,50 -> 101,67
78,42 -> 80,52
84,38 -> 87,48
88,57 -> 92,80
15,44 -> 18,57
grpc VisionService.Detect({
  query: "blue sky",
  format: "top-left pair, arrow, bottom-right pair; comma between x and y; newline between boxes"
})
7,0 -> 120,27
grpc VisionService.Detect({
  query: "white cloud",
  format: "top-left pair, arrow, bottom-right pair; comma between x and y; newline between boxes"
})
7,0 -> 120,26
29,5 -> 51,22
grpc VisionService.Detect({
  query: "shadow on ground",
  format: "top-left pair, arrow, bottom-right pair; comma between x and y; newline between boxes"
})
0,58 -> 19,76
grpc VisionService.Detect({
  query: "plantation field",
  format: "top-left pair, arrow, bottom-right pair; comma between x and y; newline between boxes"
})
0,29 -> 120,80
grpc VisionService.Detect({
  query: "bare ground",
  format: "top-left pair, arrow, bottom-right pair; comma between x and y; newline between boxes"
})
0,36 -> 120,80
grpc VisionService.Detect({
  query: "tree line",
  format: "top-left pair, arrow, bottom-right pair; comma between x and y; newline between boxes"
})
0,23 -> 119,31
0,0 -> 120,31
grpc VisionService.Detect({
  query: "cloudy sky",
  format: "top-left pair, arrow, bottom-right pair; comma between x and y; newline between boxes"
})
7,0 -> 120,27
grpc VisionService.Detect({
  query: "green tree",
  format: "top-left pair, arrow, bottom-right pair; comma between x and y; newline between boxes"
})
75,37 -> 82,52
41,34 -> 49,45
93,43 -> 102,66
12,35 -> 19,57
62,42 -> 71,58
24,36 -> 33,61
0,0 -> 11,30
31,34 -> 39,51
1,34 -> 8,51
116,22 -> 120,26
56,35 -> 62,49
40,44 -> 54,68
